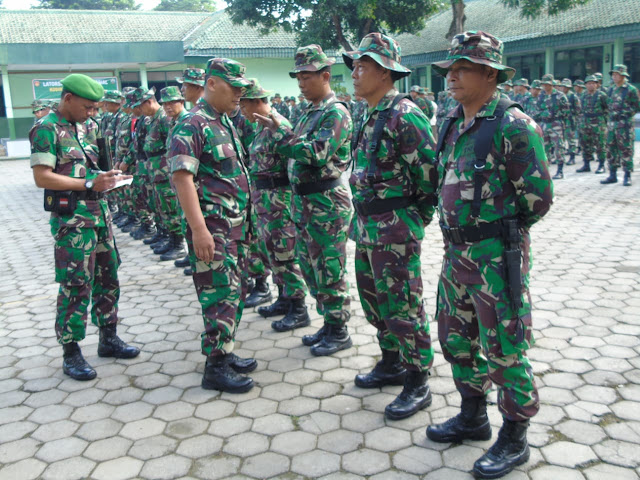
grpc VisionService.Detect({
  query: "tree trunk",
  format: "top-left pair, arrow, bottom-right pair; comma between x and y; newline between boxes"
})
332,14 -> 354,51
446,0 -> 466,41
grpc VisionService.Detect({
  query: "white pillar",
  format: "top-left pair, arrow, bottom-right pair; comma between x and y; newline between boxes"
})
426,65 -> 432,90
544,47 -> 554,75
139,64 -> 148,89
1,65 -> 16,140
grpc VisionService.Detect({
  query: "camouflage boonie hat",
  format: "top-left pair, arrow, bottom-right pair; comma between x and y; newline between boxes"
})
289,44 -> 335,78
410,85 -> 421,93
594,72 -> 603,81
561,78 -> 572,87
206,58 -> 252,88
574,79 -> 585,87
241,78 -> 273,99
609,64 -> 630,77
584,75 -> 598,84
176,68 -> 206,87
514,78 -> 530,88
122,86 -> 136,95
102,90 -> 124,103
432,31 -> 515,83
540,74 -> 554,85
419,87 -> 430,95
159,86 -> 184,104
31,100 -> 49,113
504,80 -> 513,87
343,32 -> 411,78
128,86 -> 147,108
136,86 -> 157,106
530,79 -> 542,89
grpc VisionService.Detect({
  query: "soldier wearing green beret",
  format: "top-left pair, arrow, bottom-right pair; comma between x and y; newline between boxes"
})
30,74 -> 140,381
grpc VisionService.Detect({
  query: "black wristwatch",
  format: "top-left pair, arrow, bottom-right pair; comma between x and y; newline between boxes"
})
84,179 -> 94,191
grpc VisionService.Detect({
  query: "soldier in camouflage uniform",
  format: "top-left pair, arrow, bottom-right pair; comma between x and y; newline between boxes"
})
32,100 -> 51,122
512,78 -> 533,113
527,79 -> 542,118
176,67 -> 206,106
343,33 -> 437,420
272,93 -> 291,119
256,45 -> 354,356
99,91 -> 125,219
502,79 -> 514,99
427,32 -> 553,479
537,74 -> 570,179
113,88 -> 137,229
170,58 -> 257,393
577,75 -> 608,173
409,85 -> 434,121
558,78 -> 582,165
239,78 -> 310,331
601,64 -> 640,186
30,74 -> 140,381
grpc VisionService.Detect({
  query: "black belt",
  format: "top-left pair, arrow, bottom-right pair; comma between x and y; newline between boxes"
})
353,196 -> 415,217
254,176 -> 290,190
77,191 -> 104,201
145,149 -> 166,158
440,221 -> 505,244
583,113 -> 602,118
540,117 -> 556,123
291,178 -> 341,196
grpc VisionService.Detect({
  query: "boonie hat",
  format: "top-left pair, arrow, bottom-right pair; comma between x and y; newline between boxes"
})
609,64 -> 630,77
159,86 -> 184,104
342,32 -> 411,79
289,45 -> 335,78
206,58 -> 252,88
176,67 -> 206,87
540,74 -> 554,85
241,78 -> 273,99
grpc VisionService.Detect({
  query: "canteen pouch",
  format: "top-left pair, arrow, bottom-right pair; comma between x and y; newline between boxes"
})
44,189 -> 77,215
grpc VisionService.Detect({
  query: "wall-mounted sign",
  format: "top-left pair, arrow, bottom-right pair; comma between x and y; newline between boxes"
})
32,77 -> 119,100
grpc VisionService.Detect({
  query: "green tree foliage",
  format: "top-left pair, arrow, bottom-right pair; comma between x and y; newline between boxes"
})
154,0 -> 216,12
225,0 -> 445,51
36,0 -> 139,9
501,0 -> 591,18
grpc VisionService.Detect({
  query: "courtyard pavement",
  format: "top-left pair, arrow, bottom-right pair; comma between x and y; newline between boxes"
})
0,153 -> 639,480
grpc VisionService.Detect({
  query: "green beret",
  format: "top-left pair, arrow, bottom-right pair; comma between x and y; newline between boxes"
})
60,74 -> 104,102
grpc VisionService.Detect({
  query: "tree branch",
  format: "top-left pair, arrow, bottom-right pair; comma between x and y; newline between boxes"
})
332,14 -> 353,51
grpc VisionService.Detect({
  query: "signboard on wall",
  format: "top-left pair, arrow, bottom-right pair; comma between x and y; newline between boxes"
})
32,77 -> 119,100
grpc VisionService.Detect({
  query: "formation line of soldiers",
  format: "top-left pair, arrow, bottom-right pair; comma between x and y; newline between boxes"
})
31,30 -> 556,479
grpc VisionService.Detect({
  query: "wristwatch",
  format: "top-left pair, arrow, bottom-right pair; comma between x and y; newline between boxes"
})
84,179 -> 94,191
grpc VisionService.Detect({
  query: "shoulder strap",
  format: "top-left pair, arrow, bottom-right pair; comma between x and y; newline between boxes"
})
435,116 -> 455,161
304,99 -> 347,139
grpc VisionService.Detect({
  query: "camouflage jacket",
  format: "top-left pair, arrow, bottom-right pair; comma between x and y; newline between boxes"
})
565,90 -> 582,127
273,91 -> 353,223
144,107 -> 172,183
115,112 -> 133,165
169,100 -> 250,239
99,111 -> 113,139
274,102 -> 291,119
132,115 -> 150,177
29,109 -> 107,228
535,89 -> 569,124
607,82 -> 640,122
581,90 -> 608,124
166,109 -> 189,151
350,88 -> 437,245
438,93 -> 553,283
413,96 -> 435,121
229,107 -> 256,153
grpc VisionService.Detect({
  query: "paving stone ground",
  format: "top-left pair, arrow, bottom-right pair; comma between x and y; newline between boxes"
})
1,151 -> 639,480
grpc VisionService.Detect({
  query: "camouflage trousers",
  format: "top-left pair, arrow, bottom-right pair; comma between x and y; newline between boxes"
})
436,255 -> 539,421
145,179 -> 161,226
607,120 -> 635,172
355,240 -> 433,371
580,120 -> 607,162
295,215 -> 351,325
132,172 -> 153,223
187,226 -> 248,356
541,121 -> 565,165
51,219 -> 120,344
247,209 -> 271,281
564,121 -> 579,155
153,181 -> 182,235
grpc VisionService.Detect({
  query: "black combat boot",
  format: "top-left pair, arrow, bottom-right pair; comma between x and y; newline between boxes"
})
258,286 -> 289,318
427,396 -> 492,443
271,298 -> 311,332
385,370 -> 432,420
132,222 -> 156,240
623,171 -> 632,186
62,342 -> 97,381
111,210 -> 124,224
595,159 -> 606,174
575,159 -> 591,172
566,153 -> 575,165
302,324 -> 326,346
184,266 -> 193,276
174,255 -> 190,268
160,234 -> 186,261
227,353 -> 258,373
201,355 -> 254,393
473,419 -> 530,479
310,323 -> 352,356
153,233 -> 174,254
600,167 -> 618,184
143,226 -> 165,245
97,324 -> 140,359
150,231 -> 169,250
552,163 -> 564,180
122,217 -> 140,233
244,277 -> 272,308
117,214 -> 134,228
354,349 -> 407,388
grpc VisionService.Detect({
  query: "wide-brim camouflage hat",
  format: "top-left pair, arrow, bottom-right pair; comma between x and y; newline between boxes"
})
206,58 -> 252,88
31,100 -> 49,112
342,32 -> 411,78
135,86 -> 156,107
561,78 -> 572,87
289,44 -> 335,78
432,31 -> 515,84
241,78 -> 273,99
540,74 -> 554,85
514,78 -> 530,88
176,67 -> 206,87
584,75 -> 598,84
609,64 -> 630,77
102,90 -> 124,103
574,79 -> 585,87
159,86 -> 184,104
129,86 -> 148,108
530,79 -> 542,89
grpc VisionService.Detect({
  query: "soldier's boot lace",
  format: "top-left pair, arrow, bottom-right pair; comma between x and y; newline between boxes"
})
62,342 -> 97,381
97,324 -> 140,359
385,370 -> 432,420
600,167 -> 618,184
566,153 -> 576,165
244,276 -> 272,308
310,323 -> 352,356
623,171 -> 632,187
258,285 -> 289,318
160,234 -> 187,261
354,349 -> 407,388
271,298 -> 310,332
473,419 -> 530,479
552,163 -> 564,180
595,160 -> 606,174
227,353 -> 258,373
174,255 -> 190,268
576,159 -> 591,173
427,396 -> 492,443
202,355 -> 254,393
302,324 -> 326,346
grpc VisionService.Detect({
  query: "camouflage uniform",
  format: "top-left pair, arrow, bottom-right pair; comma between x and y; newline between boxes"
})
561,79 -> 582,162
578,75 -> 608,172
537,74 -> 569,173
169,59 -> 253,358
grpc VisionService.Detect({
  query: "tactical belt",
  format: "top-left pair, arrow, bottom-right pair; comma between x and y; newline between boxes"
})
440,220 -> 505,244
353,196 -> 415,217
254,176 -> 290,190
583,113 -> 601,118
77,191 -> 104,201
291,178 -> 341,196
145,149 -> 166,158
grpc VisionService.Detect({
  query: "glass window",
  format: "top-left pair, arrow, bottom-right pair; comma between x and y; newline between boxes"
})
507,53 -> 545,82
555,46 -> 603,83
624,41 -> 640,86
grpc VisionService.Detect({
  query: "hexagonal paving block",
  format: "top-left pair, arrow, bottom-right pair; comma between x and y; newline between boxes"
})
583,462 -> 639,480
91,456 -> 143,480
441,444 -> 485,471
0,458 -> 47,480
365,426 -> 412,452
392,445 -> 443,475
83,436 -> 132,462
592,439 -> 640,468
252,413 -> 295,436
291,450 -> 341,477
127,435 -> 178,461
154,401 -> 196,421
241,452 -> 290,478
35,436 -> 88,463
260,382 -> 300,401
298,411 -> 340,434
193,455 -> 241,480
223,431 -> 270,457
343,448 -> 391,476
120,418 -> 167,441
0,437 -> 40,464
271,430 -> 317,456
321,394 -> 361,415
529,465 -> 586,480
195,400 -> 236,421
176,434 -> 223,458
554,420 -> 607,445
343,409 -> 386,433
318,429 -> 363,454
41,456 -> 95,480
208,416 -> 253,438
139,454 -> 192,480
541,441 -> 597,467
302,381 -> 342,399
278,396 -> 320,416
69,403 -> 114,423
29,404 -> 73,424
75,418 -> 123,442
112,401 -> 154,423
32,419 -> 79,442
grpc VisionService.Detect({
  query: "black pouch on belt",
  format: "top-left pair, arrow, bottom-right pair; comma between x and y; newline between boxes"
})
44,189 -> 77,215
